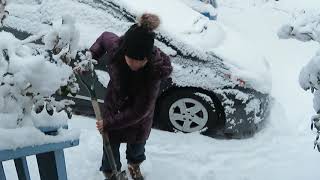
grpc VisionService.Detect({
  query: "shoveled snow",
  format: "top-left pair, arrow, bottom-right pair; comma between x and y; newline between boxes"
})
4,111 -> 320,180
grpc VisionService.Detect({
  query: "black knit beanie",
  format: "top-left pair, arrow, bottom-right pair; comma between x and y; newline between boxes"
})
123,13 -> 160,60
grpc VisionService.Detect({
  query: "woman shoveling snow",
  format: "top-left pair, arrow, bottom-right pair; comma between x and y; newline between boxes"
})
89,13 -> 173,180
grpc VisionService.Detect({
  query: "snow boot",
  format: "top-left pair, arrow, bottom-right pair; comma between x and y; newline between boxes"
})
103,171 -> 128,180
103,171 -> 114,180
128,163 -> 144,180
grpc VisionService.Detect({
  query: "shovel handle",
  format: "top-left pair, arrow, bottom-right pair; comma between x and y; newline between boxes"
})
90,99 -> 119,176
75,71 -> 120,178
91,99 -> 102,120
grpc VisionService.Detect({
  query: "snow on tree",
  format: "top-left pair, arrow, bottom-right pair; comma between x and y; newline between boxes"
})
278,11 -> 320,151
0,0 -> 9,26
0,15 -> 83,128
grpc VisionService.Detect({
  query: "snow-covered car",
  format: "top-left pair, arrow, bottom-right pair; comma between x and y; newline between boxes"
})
3,0 -> 271,138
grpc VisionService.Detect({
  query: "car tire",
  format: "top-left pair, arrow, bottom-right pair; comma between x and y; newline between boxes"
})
155,89 -> 221,135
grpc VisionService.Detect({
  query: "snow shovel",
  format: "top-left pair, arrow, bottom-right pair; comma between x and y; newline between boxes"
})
75,69 -> 128,180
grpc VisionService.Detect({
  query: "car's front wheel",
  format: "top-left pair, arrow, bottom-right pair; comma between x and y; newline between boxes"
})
155,89 -> 221,135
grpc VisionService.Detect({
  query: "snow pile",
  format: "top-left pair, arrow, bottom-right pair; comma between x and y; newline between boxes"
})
181,0 -> 217,19
278,11 -> 320,42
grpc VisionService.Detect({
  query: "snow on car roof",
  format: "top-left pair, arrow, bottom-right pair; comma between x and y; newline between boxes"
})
112,0 -> 220,49
110,0 -> 272,93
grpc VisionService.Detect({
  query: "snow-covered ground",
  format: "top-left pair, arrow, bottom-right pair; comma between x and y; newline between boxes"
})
3,0 -> 320,180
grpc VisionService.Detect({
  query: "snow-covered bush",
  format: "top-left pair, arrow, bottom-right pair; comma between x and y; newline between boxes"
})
278,11 -> 320,151
278,11 -> 320,42
0,15 -> 82,128
0,0 -> 9,26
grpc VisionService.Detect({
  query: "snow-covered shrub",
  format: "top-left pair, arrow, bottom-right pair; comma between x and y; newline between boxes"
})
0,15 -> 82,128
278,11 -> 320,151
0,0 -> 9,26
278,11 -> 320,42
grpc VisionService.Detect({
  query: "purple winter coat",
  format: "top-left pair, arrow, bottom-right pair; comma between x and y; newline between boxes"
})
89,31 -> 173,143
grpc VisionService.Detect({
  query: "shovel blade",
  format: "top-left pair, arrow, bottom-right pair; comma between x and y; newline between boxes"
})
109,170 -> 128,180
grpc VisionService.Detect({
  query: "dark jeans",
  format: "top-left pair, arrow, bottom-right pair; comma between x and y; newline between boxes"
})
99,142 -> 146,173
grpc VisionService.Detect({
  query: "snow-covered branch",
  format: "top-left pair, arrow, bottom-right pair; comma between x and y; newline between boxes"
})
73,51 -> 97,74
43,15 -> 80,64
0,15 -> 81,127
